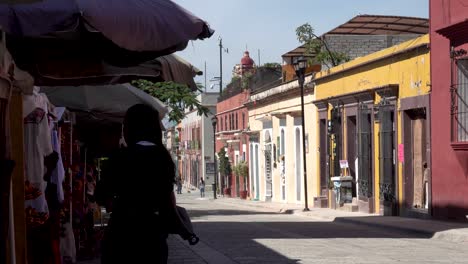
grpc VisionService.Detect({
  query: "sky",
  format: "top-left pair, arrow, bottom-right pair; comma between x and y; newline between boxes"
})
173,0 -> 428,93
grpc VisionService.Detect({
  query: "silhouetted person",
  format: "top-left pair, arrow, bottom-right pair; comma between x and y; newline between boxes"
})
98,104 -> 175,264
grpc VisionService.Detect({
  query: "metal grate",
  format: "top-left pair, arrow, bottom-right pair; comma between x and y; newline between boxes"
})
358,105 -> 372,198
378,105 -> 396,202
454,59 -> 468,142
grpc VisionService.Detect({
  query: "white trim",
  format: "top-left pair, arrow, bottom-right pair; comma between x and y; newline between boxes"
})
280,125 -> 287,203
263,129 -> 273,200
294,125 -> 303,204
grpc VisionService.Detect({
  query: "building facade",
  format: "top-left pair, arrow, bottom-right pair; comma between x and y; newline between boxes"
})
180,93 -> 218,190
313,35 -> 430,216
430,0 -> 468,220
247,74 -> 317,205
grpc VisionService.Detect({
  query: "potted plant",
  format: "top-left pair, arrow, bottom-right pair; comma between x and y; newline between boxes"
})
218,148 -> 232,197
236,161 -> 249,199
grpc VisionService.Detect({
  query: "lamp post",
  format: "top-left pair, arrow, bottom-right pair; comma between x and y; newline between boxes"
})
211,116 -> 218,199
293,56 -> 310,211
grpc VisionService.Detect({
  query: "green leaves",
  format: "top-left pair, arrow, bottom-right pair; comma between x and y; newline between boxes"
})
233,161 -> 249,178
296,23 -> 350,68
217,148 -> 232,177
132,80 -> 210,123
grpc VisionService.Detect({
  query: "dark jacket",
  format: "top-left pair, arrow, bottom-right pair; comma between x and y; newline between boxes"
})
98,144 -> 175,264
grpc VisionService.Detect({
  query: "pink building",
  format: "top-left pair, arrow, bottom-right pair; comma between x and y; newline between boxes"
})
430,0 -> 468,220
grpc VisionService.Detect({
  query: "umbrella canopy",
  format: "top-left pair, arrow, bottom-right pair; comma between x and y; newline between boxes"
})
1,0 -> 214,67
156,54 -> 203,90
40,83 -> 168,123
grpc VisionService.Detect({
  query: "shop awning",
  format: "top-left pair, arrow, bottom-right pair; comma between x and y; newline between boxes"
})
40,83 -> 168,123
156,54 -> 203,91
1,0 -> 214,67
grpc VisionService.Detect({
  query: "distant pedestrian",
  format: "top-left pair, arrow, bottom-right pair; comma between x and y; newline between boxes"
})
176,177 -> 182,194
199,178 -> 205,198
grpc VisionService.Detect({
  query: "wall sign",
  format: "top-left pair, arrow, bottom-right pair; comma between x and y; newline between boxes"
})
339,160 -> 349,169
398,144 -> 404,163
206,162 -> 215,174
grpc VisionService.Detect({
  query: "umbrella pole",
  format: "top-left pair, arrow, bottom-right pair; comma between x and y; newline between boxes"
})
9,92 -> 27,264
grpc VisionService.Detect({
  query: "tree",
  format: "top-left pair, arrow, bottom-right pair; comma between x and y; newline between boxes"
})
133,80 -> 210,123
295,23 -> 349,68
233,161 -> 249,191
262,62 -> 281,69
217,148 -> 231,189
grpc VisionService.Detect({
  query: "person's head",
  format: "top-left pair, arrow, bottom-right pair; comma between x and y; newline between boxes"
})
123,104 -> 162,145
423,162 -> 428,169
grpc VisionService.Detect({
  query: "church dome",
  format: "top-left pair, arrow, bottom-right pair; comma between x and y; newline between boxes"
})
241,51 -> 254,66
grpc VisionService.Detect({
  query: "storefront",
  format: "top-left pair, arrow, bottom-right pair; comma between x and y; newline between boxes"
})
313,34 -> 431,215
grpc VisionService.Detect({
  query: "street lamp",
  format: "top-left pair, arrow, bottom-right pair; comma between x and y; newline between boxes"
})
211,115 -> 218,199
293,56 -> 310,211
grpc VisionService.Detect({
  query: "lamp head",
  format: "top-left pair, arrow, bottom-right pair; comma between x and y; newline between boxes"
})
293,56 -> 307,76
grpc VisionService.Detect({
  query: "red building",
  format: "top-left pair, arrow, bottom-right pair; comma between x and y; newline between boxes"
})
430,0 -> 468,220
216,51 -> 255,197
216,52 -> 282,198
216,88 -> 250,198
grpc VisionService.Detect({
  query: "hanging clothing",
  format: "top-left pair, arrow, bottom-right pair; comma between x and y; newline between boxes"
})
51,129 -> 65,203
23,92 -> 54,226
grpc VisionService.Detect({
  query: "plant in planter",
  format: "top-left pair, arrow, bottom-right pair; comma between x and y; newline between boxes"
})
234,161 -> 249,199
218,148 -> 232,196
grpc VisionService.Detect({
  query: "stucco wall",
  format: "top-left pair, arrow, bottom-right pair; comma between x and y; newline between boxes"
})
430,0 -> 468,220
248,85 -> 318,206
322,34 -> 422,70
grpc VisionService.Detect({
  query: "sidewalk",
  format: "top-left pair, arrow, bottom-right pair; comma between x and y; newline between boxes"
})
213,196 -> 468,243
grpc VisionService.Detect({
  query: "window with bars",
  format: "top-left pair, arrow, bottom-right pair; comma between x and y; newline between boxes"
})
358,106 -> 373,198
378,105 -> 396,202
452,59 -> 468,142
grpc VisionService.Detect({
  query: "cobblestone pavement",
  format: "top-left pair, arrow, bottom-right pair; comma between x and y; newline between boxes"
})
79,189 -> 468,263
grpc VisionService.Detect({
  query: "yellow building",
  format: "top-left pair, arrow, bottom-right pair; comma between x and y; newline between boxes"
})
313,35 -> 431,216
246,74 -> 318,206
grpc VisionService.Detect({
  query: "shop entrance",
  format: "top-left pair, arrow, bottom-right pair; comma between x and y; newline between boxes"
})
357,105 -> 373,212
378,104 -> 397,216
403,108 -> 428,213
346,115 -> 357,199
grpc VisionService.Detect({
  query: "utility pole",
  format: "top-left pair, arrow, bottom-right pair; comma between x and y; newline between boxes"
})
258,49 -> 261,67
219,38 -> 223,94
204,61 -> 207,93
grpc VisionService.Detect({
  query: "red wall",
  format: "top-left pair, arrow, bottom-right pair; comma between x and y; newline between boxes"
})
430,0 -> 468,220
216,91 -> 250,197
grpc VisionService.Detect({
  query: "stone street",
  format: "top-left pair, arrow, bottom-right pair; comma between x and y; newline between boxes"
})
80,189 -> 468,264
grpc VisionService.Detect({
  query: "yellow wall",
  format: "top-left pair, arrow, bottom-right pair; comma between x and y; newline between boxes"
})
315,35 -> 430,101
314,34 -> 430,213
248,92 -> 318,205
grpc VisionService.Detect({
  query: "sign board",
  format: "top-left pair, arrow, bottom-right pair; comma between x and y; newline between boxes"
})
205,162 -> 215,174
339,160 -> 349,169
398,144 -> 404,163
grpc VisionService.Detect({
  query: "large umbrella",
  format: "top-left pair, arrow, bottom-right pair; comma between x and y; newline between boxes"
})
0,0 -> 214,68
40,83 -> 168,123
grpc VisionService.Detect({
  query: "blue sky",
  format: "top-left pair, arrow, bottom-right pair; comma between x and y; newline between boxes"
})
173,0 -> 428,92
